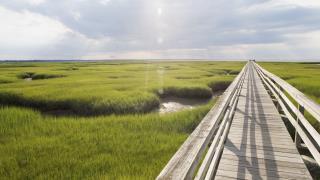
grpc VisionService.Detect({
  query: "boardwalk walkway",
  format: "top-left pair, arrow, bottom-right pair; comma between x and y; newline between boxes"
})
157,62 -> 317,180
215,63 -> 311,179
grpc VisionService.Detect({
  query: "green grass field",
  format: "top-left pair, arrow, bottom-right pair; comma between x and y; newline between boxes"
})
0,104 -> 212,179
0,61 -> 244,179
0,61 -> 242,116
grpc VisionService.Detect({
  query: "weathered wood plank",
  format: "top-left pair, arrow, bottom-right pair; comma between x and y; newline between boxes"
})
214,175 -> 238,180
224,143 -> 298,154
226,134 -> 294,142
218,163 -> 310,178
216,169 -> 309,180
220,154 -> 309,169
222,149 -> 303,163
216,165 -> 310,179
219,157 -> 310,175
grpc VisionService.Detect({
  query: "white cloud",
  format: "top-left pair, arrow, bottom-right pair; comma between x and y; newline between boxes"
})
26,0 -> 45,6
0,5 -> 108,59
99,0 -> 111,6
0,6 -> 69,48
275,0 -> 320,8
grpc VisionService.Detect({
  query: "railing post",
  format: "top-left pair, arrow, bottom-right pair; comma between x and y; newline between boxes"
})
295,104 -> 304,148
276,84 -> 281,110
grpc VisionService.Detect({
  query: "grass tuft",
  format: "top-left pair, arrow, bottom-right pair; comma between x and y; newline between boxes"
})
207,80 -> 232,92
0,91 -> 160,116
17,72 -> 65,80
157,86 -> 212,99
0,79 -> 12,84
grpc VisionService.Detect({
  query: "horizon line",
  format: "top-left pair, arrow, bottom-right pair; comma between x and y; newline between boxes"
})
0,59 -> 320,62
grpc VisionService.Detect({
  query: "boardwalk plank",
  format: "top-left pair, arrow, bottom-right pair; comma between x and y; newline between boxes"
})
216,168 -> 310,180
218,160 -> 309,175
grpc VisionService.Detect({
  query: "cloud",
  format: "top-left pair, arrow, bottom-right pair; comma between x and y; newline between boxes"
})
0,0 -> 320,60
0,6 -> 70,59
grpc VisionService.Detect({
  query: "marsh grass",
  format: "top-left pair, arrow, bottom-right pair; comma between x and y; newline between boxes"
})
0,61 -> 244,179
0,61 -> 243,116
157,86 -> 213,99
0,79 -> 12,84
17,72 -> 65,80
0,101 -> 214,179
208,80 -> 232,92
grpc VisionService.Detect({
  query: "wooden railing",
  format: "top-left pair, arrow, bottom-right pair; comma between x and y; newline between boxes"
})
156,63 -> 248,180
254,62 -> 320,166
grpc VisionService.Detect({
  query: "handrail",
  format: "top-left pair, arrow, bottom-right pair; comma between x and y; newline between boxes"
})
195,62 -> 247,180
156,63 -> 248,180
254,62 -> 320,166
255,63 -> 320,123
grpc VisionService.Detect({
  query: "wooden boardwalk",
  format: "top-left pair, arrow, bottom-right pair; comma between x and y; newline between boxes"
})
215,63 -> 311,179
157,61 -> 320,180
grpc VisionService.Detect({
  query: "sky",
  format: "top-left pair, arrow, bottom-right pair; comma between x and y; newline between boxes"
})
0,0 -> 320,61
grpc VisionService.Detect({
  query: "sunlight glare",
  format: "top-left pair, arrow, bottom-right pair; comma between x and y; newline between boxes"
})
157,7 -> 162,16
